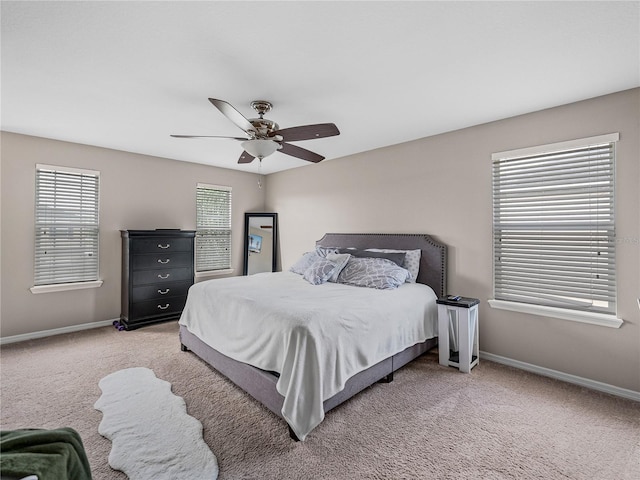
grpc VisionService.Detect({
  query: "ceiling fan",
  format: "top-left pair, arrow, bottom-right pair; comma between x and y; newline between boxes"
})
171,99 -> 340,164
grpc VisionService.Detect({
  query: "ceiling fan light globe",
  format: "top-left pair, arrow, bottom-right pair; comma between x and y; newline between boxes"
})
241,139 -> 279,159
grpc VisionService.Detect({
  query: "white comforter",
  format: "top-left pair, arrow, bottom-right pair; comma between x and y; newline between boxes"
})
179,271 -> 437,440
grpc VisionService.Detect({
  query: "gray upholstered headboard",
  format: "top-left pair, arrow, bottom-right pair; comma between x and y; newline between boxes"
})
316,233 -> 447,298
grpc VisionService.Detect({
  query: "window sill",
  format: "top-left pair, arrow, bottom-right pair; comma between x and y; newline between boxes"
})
30,280 -> 103,294
488,300 -> 623,328
195,269 -> 234,281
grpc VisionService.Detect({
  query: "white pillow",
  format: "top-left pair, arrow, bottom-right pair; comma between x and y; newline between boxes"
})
366,248 -> 421,283
315,246 -> 340,258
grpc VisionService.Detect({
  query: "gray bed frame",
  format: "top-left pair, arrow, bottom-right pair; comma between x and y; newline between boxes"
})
179,233 -> 447,440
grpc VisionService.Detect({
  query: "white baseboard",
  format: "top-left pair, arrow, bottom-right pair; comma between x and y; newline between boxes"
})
0,318 -> 118,345
480,351 -> 640,402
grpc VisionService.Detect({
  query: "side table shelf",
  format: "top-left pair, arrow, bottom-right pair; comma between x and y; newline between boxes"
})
436,296 -> 480,373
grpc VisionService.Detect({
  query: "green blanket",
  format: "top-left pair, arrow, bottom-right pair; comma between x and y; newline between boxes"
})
0,428 -> 92,480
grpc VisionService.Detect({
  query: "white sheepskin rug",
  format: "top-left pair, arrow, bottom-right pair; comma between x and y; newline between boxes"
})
94,367 -> 218,480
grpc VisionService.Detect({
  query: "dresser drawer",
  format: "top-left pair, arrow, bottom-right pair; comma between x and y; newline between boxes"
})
131,237 -> 193,254
131,252 -> 192,270
132,267 -> 192,285
130,295 -> 187,319
132,281 -> 191,303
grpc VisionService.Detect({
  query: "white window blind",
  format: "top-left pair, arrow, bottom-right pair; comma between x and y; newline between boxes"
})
196,184 -> 232,272
34,165 -> 100,286
492,134 -> 617,315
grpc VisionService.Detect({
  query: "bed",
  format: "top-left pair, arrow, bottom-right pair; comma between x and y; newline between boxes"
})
179,233 -> 447,440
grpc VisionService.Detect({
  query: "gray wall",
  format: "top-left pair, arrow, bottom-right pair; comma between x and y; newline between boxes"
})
266,88 -> 640,392
1,133 -> 265,337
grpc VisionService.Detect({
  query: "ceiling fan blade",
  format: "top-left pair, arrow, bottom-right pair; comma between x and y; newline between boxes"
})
209,98 -> 257,135
170,135 -> 248,140
272,123 -> 340,142
279,142 -> 325,163
238,151 -> 255,164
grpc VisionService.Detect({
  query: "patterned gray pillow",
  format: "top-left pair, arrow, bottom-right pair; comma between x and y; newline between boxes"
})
337,257 -> 410,290
303,258 -> 338,285
366,248 -> 421,283
290,251 -> 322,275
337,248 -> 405,267
326,253 -> 351,282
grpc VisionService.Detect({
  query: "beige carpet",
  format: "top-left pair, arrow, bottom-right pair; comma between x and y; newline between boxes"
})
1,321 -> 639,479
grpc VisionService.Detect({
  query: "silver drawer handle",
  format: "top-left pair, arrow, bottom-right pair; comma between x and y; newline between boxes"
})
158,259 -> 170,264
158,273 -> 170,279
158,244 -> 170,249
158,288 -> 170,295
157,304 -> 170,310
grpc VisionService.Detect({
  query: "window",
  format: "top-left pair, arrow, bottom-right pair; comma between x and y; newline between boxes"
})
33,164 -> 100,287
196,184 -> 232,272
491,133 -> 618,319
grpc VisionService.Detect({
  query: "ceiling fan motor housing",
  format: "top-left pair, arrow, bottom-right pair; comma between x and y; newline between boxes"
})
249,100 -> 279,139
249,118 -> 280,139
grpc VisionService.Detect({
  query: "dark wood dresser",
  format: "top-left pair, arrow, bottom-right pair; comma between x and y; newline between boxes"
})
120,229 -> 196,330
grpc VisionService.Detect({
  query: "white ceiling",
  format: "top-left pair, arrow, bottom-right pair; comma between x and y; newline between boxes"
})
2,1 -> 638,175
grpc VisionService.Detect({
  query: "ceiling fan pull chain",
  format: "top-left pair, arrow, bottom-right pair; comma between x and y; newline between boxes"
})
257,159 -> 263,189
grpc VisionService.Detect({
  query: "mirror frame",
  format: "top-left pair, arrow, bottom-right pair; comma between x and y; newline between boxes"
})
243,212 -> 278,275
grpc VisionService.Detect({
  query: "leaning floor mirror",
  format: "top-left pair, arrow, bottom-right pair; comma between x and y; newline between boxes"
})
243,213 -> 278,275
